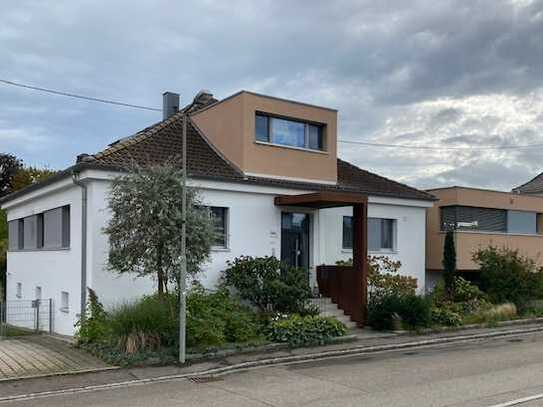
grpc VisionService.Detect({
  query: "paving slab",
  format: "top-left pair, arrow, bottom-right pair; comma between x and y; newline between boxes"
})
0,335 -> 110,381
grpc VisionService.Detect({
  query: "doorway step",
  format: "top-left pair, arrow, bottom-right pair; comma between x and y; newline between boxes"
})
309,297 -> 358,329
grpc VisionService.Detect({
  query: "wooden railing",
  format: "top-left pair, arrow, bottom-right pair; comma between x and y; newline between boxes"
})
316,265 -> 365,325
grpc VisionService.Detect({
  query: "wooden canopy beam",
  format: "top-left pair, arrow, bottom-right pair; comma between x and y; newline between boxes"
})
274,191 -> 368,209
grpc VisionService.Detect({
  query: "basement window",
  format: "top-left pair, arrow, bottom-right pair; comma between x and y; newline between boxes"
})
60,291 -> 69,313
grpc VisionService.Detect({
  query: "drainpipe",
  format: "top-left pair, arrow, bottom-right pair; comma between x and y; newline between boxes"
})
72,170 -> 88,321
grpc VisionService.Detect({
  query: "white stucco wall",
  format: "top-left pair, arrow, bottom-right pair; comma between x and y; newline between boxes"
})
4,181 -> 83,336
2,170 -> 432,335
86,178 -> 292,309
318,196 -> 429,293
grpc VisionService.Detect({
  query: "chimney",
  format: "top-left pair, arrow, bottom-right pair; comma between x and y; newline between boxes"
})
193,89 -> 214,106
76,153 -> 96,164
162,91 -> 180,120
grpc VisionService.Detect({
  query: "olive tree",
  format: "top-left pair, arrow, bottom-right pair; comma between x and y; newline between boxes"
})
104,164 -> 216,294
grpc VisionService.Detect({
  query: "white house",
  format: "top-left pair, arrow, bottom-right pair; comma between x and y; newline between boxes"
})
1,90 -> 435,335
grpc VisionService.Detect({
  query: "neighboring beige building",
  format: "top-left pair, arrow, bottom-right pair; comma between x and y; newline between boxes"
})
426,186 -> 543,287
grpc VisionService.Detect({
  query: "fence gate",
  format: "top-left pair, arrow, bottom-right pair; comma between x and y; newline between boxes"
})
0,299 -> 53,338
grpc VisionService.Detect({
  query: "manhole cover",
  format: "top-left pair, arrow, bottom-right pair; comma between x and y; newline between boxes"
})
189,376 -> 223,384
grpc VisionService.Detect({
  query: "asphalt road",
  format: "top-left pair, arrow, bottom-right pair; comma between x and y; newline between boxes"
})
6,332 -> 543,407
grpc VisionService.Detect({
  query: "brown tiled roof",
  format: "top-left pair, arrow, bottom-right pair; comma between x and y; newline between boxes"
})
1,106 -> 435,204
513,173 -> 543,194
91,112 -> 434,201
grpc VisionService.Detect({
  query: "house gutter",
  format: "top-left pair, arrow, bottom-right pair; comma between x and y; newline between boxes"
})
72,170 -> 88,320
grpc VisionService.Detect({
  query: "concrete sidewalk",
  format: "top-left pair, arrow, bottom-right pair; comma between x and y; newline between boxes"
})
2,320 -> 543,401
0,336 -> 110,381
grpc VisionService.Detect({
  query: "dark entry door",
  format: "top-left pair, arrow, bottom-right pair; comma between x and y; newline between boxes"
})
281,212 -> 310,269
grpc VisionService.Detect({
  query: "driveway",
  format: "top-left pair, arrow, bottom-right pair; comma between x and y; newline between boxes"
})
0,335 -> 110,380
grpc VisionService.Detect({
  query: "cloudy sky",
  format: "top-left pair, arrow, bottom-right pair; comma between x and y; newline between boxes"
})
1,0 -> 543,190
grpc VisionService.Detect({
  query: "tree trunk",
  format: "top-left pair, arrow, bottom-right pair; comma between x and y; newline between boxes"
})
157,243 -> 164,294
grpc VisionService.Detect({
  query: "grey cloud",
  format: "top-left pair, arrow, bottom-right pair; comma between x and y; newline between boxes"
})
1,0 -> 542,192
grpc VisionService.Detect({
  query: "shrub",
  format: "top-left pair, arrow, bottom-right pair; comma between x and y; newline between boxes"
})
186,287 -> 260,349
465,303 -> 518,325
368,293 -> 432,331
337,256 -> 417,297
75,288 -> 109,345
431,306 -> 463,327
430,277 -> 490,327
78,288 -> 262,356
267,314 -> 346,347
432,276 -> 488,305
221,256 -> 312,314
474,246 -> 543,310
108,294 -> 178,353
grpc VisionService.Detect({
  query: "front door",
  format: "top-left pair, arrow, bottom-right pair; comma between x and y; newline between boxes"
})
281,212 -> 310,269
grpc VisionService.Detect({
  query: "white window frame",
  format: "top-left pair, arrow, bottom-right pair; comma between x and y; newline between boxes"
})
210,206 -> 229,251
341,217 -> 398,253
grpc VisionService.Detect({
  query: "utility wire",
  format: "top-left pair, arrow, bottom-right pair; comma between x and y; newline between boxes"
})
2,78 -> 542,151
338,139 -> 543,151
0,79 -> 161,112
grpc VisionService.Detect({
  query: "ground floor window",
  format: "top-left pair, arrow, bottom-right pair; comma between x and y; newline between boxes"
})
342,216 -> 396,252
209,207 -> 228,248
8,205 -> 70,251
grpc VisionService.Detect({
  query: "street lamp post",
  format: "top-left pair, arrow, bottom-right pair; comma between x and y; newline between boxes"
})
179,109 -> 188,364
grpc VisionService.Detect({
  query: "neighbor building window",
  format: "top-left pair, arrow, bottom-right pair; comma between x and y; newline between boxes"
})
342,217 -> 396,252
441,205 -> 539,235
16,283 -> 22,299
209,207 -> 228,248
255,113 -> 325,151
507,210 -> 538,235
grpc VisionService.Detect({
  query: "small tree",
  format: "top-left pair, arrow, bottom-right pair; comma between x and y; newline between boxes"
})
104,163 -> 216,294
443,228 -> 457,299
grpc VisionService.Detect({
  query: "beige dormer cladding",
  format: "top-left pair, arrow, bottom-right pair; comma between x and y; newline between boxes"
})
191,91 -> 338,184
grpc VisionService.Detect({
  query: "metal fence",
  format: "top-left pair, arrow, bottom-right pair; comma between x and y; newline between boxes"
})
0,299 -> 53,337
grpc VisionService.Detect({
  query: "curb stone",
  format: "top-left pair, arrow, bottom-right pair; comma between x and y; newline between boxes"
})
2,324 -> 543,403
187,334 -> 358,361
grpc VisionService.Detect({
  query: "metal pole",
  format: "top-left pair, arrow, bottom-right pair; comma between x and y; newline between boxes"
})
49,298 -> 53,334
179,111 -> 188,364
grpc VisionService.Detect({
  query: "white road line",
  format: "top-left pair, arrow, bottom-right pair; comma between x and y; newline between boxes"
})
488,393 -> 543,407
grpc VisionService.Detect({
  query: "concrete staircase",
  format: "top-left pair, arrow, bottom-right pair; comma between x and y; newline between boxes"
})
309,297 -> 358,329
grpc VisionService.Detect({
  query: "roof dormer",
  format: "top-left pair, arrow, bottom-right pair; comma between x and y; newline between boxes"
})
191,91 -> 338,184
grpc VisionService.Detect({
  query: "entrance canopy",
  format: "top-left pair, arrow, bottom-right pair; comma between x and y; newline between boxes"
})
274,190 -> 368,327
274,191 -> 367,209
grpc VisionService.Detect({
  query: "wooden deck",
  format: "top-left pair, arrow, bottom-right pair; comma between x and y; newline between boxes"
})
0,335 -> 110,381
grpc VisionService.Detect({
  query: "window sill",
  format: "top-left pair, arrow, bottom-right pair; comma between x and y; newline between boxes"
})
8,247 -> 71,253
60,307 -> 69,314
369,250 -> 398,255
341,248 -> 398,255
254,141 -> 328,155
211,246 -> 231,252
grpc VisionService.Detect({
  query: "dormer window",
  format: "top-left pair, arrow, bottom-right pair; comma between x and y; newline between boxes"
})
255,113 -> 325,151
